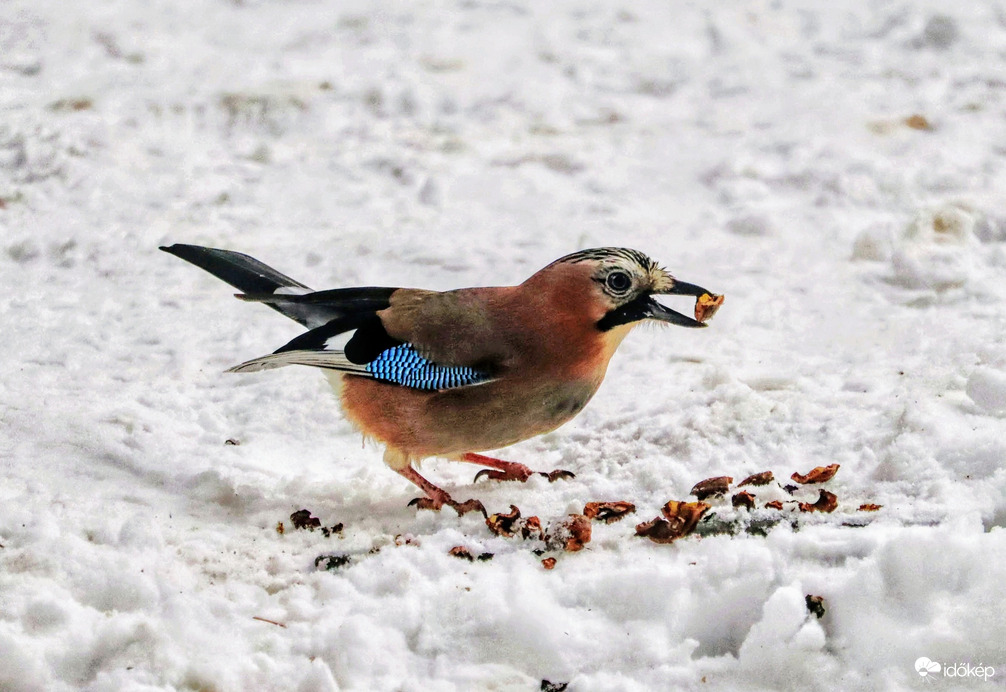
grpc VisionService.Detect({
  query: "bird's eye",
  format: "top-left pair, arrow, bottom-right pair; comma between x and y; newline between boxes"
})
605,271 -> 632,294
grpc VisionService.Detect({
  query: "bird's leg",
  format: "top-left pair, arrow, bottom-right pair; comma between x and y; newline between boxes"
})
397,465 -> 486,517
460,452 -> 575,484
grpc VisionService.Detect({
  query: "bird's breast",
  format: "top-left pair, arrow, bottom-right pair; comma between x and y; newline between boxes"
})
335,372 -> 604,459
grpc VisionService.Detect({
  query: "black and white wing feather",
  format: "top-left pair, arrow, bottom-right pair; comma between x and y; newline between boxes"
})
227,343 -> 494,391
162,243 -> 497,391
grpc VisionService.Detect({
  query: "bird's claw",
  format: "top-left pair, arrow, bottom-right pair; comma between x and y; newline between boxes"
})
540,469 -> 576,482
408,496 -> 436,510
473,467 -> 533,483
473,469 -> 494,483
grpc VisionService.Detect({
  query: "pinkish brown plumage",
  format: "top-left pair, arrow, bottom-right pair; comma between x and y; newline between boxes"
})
161,244 -> 718,515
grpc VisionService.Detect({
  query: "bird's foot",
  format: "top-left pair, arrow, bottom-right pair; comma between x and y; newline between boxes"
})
463,452 -> 575,484
473,465 -> 534,483
408,495 -> 487,516
472,467 -> 574,483
397,463 -> 487,516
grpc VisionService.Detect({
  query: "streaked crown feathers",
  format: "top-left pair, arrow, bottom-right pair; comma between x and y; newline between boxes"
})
550,247 -> 677,295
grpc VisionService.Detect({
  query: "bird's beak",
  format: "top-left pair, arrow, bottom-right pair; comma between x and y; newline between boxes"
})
597,279 -> 718,331
647,280 -> 712,328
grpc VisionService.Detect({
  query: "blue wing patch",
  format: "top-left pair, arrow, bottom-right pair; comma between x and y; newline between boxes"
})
365,343 -> 492,390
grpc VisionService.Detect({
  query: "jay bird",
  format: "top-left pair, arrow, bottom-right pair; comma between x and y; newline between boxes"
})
161,245 -> 719,515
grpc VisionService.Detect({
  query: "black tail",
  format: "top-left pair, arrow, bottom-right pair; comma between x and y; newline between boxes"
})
160,244 -> 309,294
160,244 -> 397,329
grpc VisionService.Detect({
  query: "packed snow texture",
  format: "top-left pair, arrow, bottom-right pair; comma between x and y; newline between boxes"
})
3,1 -> 1006,690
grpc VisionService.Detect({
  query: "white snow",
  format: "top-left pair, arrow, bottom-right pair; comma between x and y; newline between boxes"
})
3,1 -> 1006,690
967,368 -> 1006,412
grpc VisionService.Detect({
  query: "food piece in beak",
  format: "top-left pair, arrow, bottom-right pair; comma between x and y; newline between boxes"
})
694,293 -> 724,323
598,279 -> 724,330
650,280 -> 724,328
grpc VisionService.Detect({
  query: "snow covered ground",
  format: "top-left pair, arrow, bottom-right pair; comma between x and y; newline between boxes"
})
3,1 -> 1006,689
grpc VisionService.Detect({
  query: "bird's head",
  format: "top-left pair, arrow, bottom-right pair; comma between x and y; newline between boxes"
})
539,247 -> 714,331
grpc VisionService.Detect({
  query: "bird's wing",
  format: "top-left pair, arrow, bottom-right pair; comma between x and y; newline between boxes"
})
162,245 -> 504,390
230,288 -> 504,392
227,343 -> 495,391
376,286 -> 515,369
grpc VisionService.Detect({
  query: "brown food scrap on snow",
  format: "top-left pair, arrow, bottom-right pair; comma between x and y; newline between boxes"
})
637,501 -> 710,544
541,557 -> 557,570
738,471 -> 774,487
764,500 -> 784,510
521,516 -> 545,541
798,489 -> 838,513
731,491 -> 756,510
583,501 -> 636,523
290,509 -> 322,531
695,293 -> 725,322
691,476 -> 733,500
275,522 -> 285,535
635,518 -> 678,543
546,514 -> 592,552
48,97 -> 94,112
904,114 -> 933,131
791,464 -> 840,484
449,546 -> 492,561
662,500 -> 711,530
858,503 -> 882,512
806,594 -> 826,619
485,505 -> 522,537
485,509 -> 590,552
565,515 -> 591,551
315,554 -> 351,570
449,546 -> 474,561
322,523 -> 344,538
